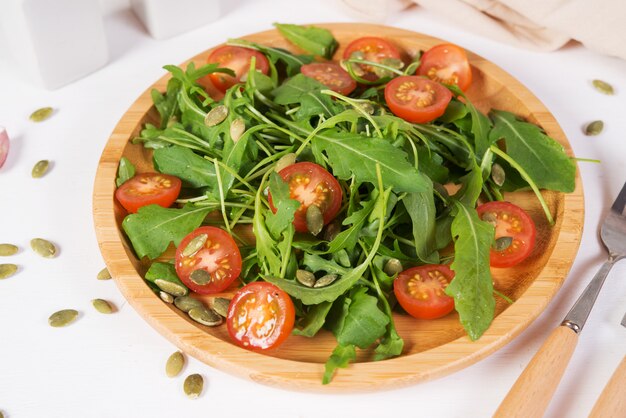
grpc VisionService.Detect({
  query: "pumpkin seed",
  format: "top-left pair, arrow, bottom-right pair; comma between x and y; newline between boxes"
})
359,102 -> 375,115
96,267 -> 111,280
383,258 -> 403,277
0,264 -> 18,279
230,118 -> 245,142
159,291 -> 174,304
92,299 -> 114,314
165,351 -> 185,377
211,297 -> 231,317
48,309 -> 78,327
481,212 -> 498,227
183,374 -> 204,399
306,205 -> 324,236
494,236 -> 513,251
190,269 -> 211,285
585,120 -> 604,136
296,269 -> 316,287
30,238 -> 56,258
174,296 -> 204,313
155,279 -> 188,297
323,221 -> 341,242
0,244 -> 18,256
491,163 -> 506,186
274,153 -> 296,172
188,307 -> 223,326
204,105 -> 228,126
182,233 -> 207,257
31,160 -> 49,178
314,274 -> 337,288
592,79 -> 614,95
29,107 -> 54,122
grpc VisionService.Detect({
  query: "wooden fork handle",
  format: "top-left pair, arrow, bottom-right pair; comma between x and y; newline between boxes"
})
589,355 -> 626,417
494,326 -> 578,418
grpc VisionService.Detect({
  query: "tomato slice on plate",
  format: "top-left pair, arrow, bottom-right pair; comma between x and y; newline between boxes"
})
394,265 -> 455,320
175,226 -> 242,294
384,76 -> 452,124
343,37 -> 401,81
207,45 -> 270,92
226,282 -> 295,351
301,62 -> 356,96
269,162 -> 343,233
477,201 -> 537,268
418,43 -> 472,92
115,172 -> 182,214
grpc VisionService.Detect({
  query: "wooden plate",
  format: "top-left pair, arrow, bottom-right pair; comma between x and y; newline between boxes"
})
93,23 -> 584,392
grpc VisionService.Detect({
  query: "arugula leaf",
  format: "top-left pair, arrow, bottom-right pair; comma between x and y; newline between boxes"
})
228,38 -> 314,76
272,74 -> 340,118
323,344 -> 356,385
274,23 -> 338,59
151,78 -> 181,129
122,204 -> 211,259
265,172 -> 300,238
326,197 -> 377,253
417,147 -> 449,184
465,97 -> 492,158
144,261 -> 187,291
489,110 -> 575,192
116,157 -> 136,187
447,201 -> 495,340
153,145 -> 216,189
293,301 -> 333,337
403,180 -> 438,264
253,176 -> 282,276
302,253 -> 349,276
335,287 -> 389,348
374,326 -> 404,360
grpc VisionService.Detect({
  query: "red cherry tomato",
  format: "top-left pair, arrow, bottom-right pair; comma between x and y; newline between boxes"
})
418,43 -> 472,92
115,172 -> 181,214
301,62 -> 357,96
384,76 -> 452,124
269,162 -> 343,233
175,226 -> 242,294
226,282 -> 295,351
394,265 -> 455,320
343,37 -> 402,81
207,45 -> 270,92
476,201 -> 537,268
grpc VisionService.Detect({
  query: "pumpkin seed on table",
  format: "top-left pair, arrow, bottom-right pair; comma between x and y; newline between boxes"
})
155,279 -> 188,296
584,120 -> 604,136
165,351 -> 185,377
188,307 -> 223,326
296,269 -> 316,288
92,299 -> 114,314
174,295 -> 204,313
204,105 -> 228,126
96,267 -> 111,280
314,274 -> 337,288
183,374 -> 204,399
30,238 -> 57,258
592,79 -> 614,95
29,107 -> 54,122
306,204 -> 324,236
48,309 -> 78,327
211,297 -> 231,317
0,244 -> 18,256
0,264 -> 18,279
31,160 -> 50,178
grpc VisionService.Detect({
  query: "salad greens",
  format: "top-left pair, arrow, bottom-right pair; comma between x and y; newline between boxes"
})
117,23 -> 576,384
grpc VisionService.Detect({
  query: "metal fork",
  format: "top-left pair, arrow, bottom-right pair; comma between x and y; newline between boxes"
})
495,182 -> 626,418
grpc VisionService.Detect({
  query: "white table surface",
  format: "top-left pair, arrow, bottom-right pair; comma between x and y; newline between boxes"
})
1,1 -> 625,417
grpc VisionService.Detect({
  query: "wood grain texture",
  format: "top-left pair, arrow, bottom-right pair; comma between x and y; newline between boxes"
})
589,355 -> 626,418
92,23 -> 585,392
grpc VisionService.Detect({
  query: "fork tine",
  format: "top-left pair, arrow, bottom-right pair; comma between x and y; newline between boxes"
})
611,181 -> 626,214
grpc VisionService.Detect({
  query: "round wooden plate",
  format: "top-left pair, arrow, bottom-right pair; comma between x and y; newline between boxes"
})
93,23 -> 584,392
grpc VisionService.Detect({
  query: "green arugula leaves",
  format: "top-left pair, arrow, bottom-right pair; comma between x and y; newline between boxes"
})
274,23 -> 338,59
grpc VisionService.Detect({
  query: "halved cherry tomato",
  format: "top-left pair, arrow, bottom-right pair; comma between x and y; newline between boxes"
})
269,162 -> 343,233
477,201 -> 537,268
175,226 -> 242,294
207,45 -> 270,92
226,282 -> 295,351
384,76 -> 452,124
394,264 -> 455,320
115,172 -> 181,214
343,37 -> 402,81
418,44 -> 472,92
301,62 -> 357,96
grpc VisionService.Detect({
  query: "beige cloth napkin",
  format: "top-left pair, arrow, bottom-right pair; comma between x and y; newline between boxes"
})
341,0 -> 626,60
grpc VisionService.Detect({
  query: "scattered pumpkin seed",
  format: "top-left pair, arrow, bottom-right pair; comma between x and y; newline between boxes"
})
230,118 -> 245,142
30,238 -> 56,258
383,258 -> 403,277
592,79 -> 614,95
159,291 -> 174,304
274,153 -> 297,172
155,279 -> 188,297
174,295 -> 204,313
183,374 -> 204,399
182,233 -> 207,257
491,163 -> 506,187
92,298 -> 114,314
48,309 -> 78,327
190,269 -> 211,285
97,267 -> 111,280
165,351 -> 185,377
323,221 -> 341,242
31,160 -> 49,178
481,212 -> 498,227
306,205 -> 324,236
296,269 -> 316,287
29,107 -> 54,122
211,297 -> 231,317
0,244 -> 18,256
188,307 -> 223,326
0,264 -> 18,279
585,120 -> 604,136
204,105 -> 228,126
359,102 -> 375,115
314,274 -> 337,288
494,236 -> 513,251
